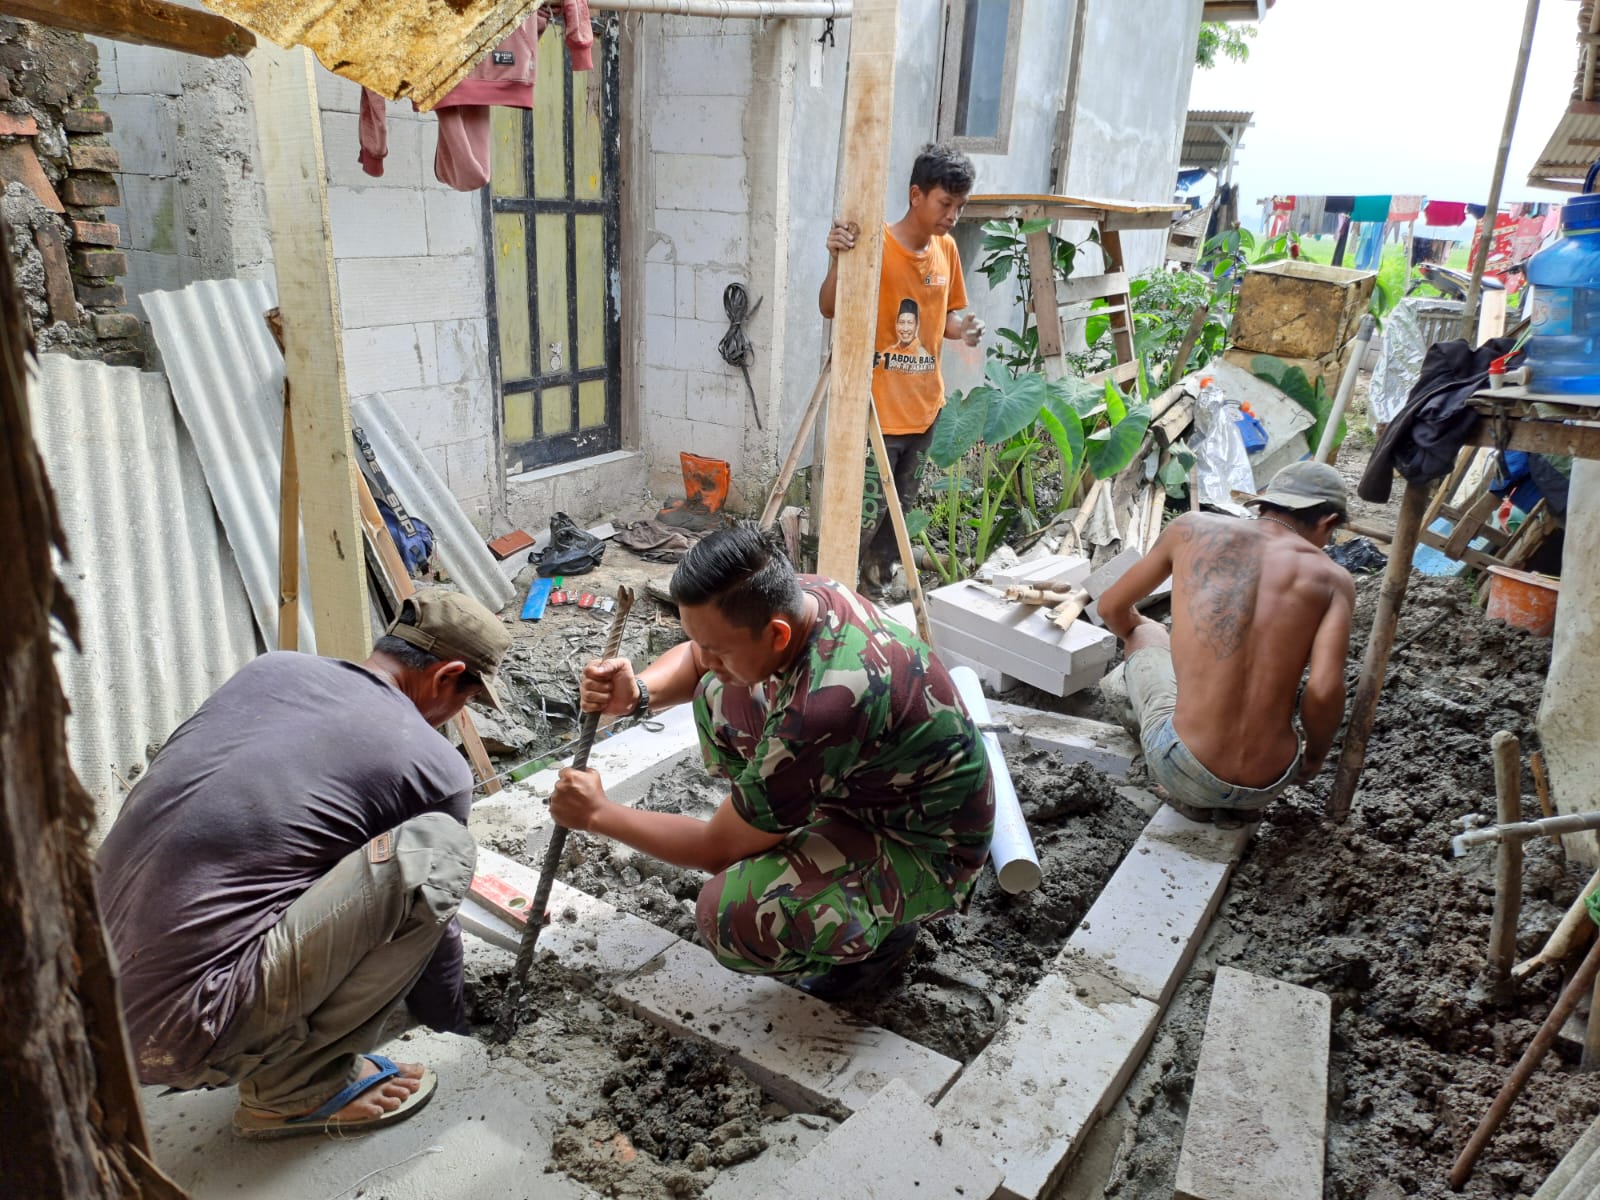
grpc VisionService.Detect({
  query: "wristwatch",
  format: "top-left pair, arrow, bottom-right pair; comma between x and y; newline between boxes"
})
632,678 -> 651,719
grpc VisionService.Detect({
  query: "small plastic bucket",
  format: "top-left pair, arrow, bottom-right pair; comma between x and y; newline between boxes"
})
1485,565 -> 1560,637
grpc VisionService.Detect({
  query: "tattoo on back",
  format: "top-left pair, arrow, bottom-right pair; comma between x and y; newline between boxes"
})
1178,521 -> 1260,659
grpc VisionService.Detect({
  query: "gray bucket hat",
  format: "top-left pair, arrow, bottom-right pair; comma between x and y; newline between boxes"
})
1245,460 -> 1349,518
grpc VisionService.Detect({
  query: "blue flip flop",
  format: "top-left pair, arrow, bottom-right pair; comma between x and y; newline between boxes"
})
232,1054 -> 438,1140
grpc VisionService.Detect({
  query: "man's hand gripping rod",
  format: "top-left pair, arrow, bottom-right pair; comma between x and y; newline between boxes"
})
493,585 -> 634,1041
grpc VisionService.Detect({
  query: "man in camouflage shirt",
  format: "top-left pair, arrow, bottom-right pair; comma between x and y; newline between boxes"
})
550,524 -> 994,999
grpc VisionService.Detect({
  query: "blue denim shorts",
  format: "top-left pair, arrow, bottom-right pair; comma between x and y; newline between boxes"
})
1125,647 -> 1300,813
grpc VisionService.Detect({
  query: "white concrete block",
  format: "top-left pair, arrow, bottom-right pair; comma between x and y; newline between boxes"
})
143,1028 -> 595,1199
650,97 -> 746,156
653,209 -> 748,266
322,109 -> 423,190
644,261 -> 678,317
992,553 -> 1092,591
934,644 -> 1019,694
445,436 -> 495,501
936,969 -> 1161,1200
376,382 -> 491,449
432,318 -> 488,385
1174,968 -> 1331,1200
640,365 -> 689,422
103,94 -> 176,174
670,319 -> 729,374
109,42 -> 183,95
461,847 -> 681,980
930,617 -> 1067,695
769,1078 -> 1004,1200
329,186 -> 429,259
116,174 -> 180,254
1142,801 -> 1256,859
989,701 -> 1138,776
424,187 -> 483,257
339,256 -> 484,327
342,323 -> 435,394
616,940 -> 962,1117
658,37 -> 753,97
1058,821 -> 1235,1008
655,153 -> 747,213
928,581 -> 1078,676
314,61 -> 364,113
1062,619 -> 1117,673
88,35 -> 119,91
686,368 -> 747,428
693,268 -> 742,323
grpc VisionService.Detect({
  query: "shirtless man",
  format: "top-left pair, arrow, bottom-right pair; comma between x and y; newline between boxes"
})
1097,461 -> 1356,823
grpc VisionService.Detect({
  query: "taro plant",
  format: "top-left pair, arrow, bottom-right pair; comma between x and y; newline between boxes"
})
1249,354 -> 1347,457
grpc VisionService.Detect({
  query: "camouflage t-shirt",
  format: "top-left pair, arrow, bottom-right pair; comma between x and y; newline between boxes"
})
695,578 -> 994,886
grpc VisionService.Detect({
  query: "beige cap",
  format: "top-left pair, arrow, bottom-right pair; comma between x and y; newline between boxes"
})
1245,460 -> 1349,518
386,589 -> 513,712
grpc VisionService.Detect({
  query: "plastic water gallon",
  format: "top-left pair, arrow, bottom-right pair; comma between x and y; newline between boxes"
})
1525,163 -> 1600,393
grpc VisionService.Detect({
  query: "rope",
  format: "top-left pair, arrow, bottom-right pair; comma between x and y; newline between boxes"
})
718,282 -> 764,429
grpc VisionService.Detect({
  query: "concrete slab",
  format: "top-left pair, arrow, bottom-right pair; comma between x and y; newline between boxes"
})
931,616 -> 1070,695
936,969 -> 1161,1200
142,1029 -> 596,1200
993,553 -> 1092,591
615,940 -> 962,1118
937,643 -> 1020,694
461,847 -> 680,981
989,701 -> 1138,777
1057,815 -> 1238,1008
1173,967 -> 1331,1200
767,1078 -> 1004,1200
928,581 -> 1080,675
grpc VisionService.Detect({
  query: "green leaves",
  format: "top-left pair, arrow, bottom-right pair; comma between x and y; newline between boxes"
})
1086,404 -> 1152,479
928,389 -> 988,470
1249,354 -> 1347,458
981,365 -> 1052,444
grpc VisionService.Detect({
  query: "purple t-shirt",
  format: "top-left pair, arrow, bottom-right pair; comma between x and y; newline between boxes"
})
95,652 -> 473,1085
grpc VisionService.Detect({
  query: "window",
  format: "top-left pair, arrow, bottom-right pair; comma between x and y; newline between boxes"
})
939,0 -> 1022,153
486,19 -> 621,472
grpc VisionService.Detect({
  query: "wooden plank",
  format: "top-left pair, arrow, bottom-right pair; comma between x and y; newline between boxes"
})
963,192 -> 1185,216
1443,490 -> 1497,560
1086,360 -> 1139,387
1056,271 -> 1130,305
0,0 -> 254,57
265,309 -> 300,652
1026,229 -> 1065,378
1098,228 -> 1136,370
1468,418 -> 1600,460
1478,289 -> 1509,344
868,402 -> 932,645
1102,209 -> 1185,232
816,0 -> 899,583
252,41 -> 371,660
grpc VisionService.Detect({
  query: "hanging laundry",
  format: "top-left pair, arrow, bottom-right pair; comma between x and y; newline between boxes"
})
1511,216 -> 1545,262
1325,195 -> 1355,215
1296,194 -> 1326,237
1267,195 -> 1295,238
1353,220 -> 1386,270
1424,200 -> 1467,227
1331,214 -> 1351,266
1388,194 -> 1423,222
1350,195 -> 1392,223
1541,205 -> 1563,240
359,4 -> 594,192
1466,203 -> 1488,219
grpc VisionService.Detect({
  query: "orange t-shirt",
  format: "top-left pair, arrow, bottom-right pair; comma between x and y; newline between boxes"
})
871,227 -> 968,435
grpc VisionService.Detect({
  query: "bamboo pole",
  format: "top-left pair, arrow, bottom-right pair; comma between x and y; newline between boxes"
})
1486,731 -> 1523,992
868,402 -> 930,644
760,361 -> 830,528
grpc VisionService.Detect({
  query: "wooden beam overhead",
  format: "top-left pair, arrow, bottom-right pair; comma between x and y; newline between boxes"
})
0,0 -> 254,57
815,0 -> 898,583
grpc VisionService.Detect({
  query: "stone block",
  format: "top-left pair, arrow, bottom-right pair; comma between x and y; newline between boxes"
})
33,225 -> 78,324
988,700 -> 1137,776
116,173 -> 178,253
1058,817 -> 1238,1007
644,261 -> 677,317
72,248 -> 126,277
71,218 -> 121,246
92,311 -> 142,339
936,968 -> 1161,1200
0,111 -> 37,137
62,108 -> 112,133
0,142 -> 63,212
1233,259 -> 1375,362
108,42 -> 184,96
69,144 -> 120,173
1173,967 -> 1331,1200
445,436 -> 494,499
74,280 -> 125,307
640,365 -> 689,422
768,1078 -> 1004,1200
616,939 -> 962,1117
459,847 -> 681,981
61,174 -> 120,209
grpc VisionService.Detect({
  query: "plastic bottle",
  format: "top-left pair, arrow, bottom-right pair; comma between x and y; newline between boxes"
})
1525,164 -> 1600,394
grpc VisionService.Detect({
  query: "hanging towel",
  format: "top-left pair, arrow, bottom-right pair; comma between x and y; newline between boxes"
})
1351,195 -> 1392,223
1389,194 -> 1423,222
1354,220 -> 1386,270
1467,203 -> 1488,219
359,4 -> 593,191
1424,200 -> 1467,226
1325,195 -> 1355,214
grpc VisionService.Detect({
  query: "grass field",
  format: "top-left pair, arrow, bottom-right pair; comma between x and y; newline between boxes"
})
1295,234 -> 1470,314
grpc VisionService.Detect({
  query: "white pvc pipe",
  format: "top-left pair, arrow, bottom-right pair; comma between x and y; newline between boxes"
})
949,666 -> 1042,894
1315,314 -> 1375,464
589,0 -> 851,16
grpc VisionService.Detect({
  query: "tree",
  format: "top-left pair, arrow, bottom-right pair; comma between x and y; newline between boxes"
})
1195,21 -> 1256,69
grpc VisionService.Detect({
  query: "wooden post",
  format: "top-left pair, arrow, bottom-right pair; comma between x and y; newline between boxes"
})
1487,731 -> 1524,991
815,0 -> 898,584
252,41 -> 371,659
265,309 -> 300,652
0,0 -> 254,57
868,402 -> 931,645
1026,228 -> 1065,380
1329,477 -> 1431,821
1099,228 -> 1136,371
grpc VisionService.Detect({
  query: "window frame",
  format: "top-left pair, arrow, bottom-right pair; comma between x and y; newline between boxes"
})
937,0 -> 1024,155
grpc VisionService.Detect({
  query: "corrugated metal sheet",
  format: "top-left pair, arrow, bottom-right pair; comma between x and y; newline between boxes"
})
28,354 -> 260,836
145,278 -> 513,638
202,0 -> 532,110
350,393 -> 515,614
1530,106 -> 1600,192
144,278 -> 319,653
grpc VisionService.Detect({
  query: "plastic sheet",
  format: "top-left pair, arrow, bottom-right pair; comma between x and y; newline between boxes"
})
1192,378 -> 1257,507
1369,299 -> 1463,428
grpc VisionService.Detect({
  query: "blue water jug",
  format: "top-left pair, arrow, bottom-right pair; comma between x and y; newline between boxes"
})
1525,162 -> 1600,394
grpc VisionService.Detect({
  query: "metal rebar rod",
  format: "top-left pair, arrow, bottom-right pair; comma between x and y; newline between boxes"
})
493,586 -> 634,1041
1452,810 -> 1600,857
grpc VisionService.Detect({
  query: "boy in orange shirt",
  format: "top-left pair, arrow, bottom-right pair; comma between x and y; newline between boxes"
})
819,142 -> 984,593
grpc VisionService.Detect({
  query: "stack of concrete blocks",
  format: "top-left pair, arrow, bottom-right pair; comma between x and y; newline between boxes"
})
927,554 -> 1116,696
1224,259 -> 1376,394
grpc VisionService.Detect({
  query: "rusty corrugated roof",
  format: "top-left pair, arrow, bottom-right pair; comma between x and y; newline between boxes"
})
203,0 -> 535,110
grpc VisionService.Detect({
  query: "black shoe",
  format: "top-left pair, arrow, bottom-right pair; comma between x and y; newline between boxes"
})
797,924 -> 919,1002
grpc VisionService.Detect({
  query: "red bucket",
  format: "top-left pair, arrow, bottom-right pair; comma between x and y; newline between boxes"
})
1485,565 -> 1560,638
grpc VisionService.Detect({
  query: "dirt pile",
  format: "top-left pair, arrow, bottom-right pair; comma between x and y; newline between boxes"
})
1078,575 -> 1597,1199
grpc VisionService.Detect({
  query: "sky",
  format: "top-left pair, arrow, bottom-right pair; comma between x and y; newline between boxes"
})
1187,0 -> 1579,219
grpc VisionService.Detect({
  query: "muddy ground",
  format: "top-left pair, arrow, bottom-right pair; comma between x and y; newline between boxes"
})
1060,574 -> 1596,1200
